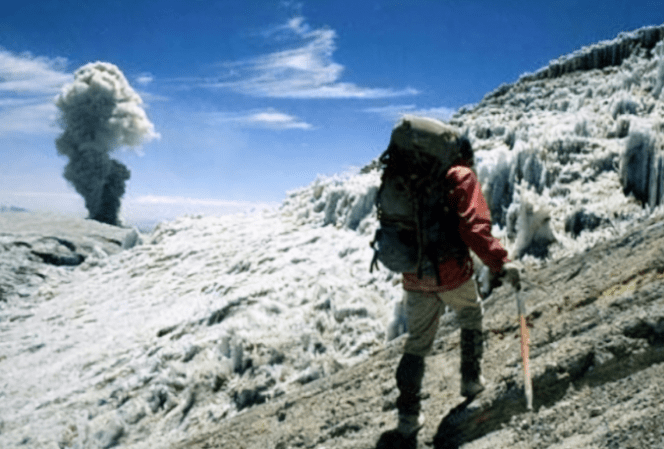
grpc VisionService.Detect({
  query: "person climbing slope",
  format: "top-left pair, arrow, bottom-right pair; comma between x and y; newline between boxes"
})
369,115 -> 521,438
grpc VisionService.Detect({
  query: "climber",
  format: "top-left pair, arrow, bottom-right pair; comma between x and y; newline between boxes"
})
370,116 -> 521,438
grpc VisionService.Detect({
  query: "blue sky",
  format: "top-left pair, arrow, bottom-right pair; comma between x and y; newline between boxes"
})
2,0 -> 663,225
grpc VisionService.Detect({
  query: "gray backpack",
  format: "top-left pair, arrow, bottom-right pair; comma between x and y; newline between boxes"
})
370,115 -> 470,284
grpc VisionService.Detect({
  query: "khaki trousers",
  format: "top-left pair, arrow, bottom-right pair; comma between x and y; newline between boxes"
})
403,278 -> 483,357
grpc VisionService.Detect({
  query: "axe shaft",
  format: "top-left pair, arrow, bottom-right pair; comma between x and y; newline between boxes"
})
517,289 -> 533,411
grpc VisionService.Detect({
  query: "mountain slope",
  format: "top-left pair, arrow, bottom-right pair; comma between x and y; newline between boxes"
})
2,24 -> 664,449
169,24 -> 664,449
171,213 -> 664,449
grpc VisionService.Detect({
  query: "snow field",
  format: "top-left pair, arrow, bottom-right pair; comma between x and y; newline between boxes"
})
1,169 -> 403,448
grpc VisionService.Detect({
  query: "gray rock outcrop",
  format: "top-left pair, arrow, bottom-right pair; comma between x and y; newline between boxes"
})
0,211 -> 139,304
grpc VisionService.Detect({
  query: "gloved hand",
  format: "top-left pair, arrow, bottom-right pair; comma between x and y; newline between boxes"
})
499,261 -> 522,290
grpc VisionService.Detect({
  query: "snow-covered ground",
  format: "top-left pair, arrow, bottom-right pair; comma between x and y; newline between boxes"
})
1,24 -> 664,449
0,169 -> 405,448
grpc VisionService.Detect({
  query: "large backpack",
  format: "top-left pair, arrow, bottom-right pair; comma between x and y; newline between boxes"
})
370,115 -> 469,285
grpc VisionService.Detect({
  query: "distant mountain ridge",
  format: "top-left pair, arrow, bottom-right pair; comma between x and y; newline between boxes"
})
0,205 -> 28,212
487,23 -> 664,96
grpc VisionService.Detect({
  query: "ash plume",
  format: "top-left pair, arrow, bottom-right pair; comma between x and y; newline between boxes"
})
55,62 -> 159,226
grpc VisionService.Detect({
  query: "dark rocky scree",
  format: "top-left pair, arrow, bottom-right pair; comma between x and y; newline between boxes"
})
172,214 -> 664,449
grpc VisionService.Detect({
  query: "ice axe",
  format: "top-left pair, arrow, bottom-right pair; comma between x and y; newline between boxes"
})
516,286 -> 533,411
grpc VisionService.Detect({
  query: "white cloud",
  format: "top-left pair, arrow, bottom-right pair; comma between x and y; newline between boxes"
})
0,50 -> 71,94
0,102 -> 58,135
132,195 -> 277,208
136,73 -> 154,85
135,91 -> 170,103
0,49 -> 72,136
203,108 -> 313,130
365,104 -> 457,122
242,111 -> 312,129
122,195 -> 279,227
206,17 -> 418,99
0,98 -> 42,107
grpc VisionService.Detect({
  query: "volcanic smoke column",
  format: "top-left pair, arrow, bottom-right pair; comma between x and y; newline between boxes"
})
55,62 -> 159,225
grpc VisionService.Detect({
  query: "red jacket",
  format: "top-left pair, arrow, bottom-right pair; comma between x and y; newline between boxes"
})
402,164 -> 509,292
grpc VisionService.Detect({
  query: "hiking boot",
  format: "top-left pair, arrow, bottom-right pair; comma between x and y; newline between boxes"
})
460,374 -> 486,397
397,412 -> 425,437
395,353 -> 425,415
460,328 -> 485,398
